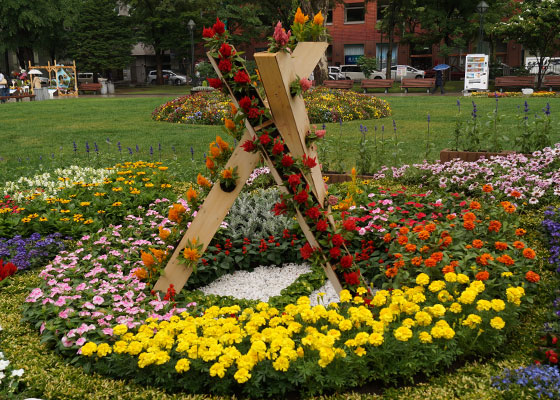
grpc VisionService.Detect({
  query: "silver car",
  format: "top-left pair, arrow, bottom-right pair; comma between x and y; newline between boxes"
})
147,70 -> 189,85
382,65 -> 425,81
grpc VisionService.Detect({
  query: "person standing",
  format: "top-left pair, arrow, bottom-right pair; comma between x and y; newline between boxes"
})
0,71 -> 8,103
432,69 -> 444,95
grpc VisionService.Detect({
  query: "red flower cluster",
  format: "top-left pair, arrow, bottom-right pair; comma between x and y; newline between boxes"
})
0,259 -> 17,281
207,78 -> 223,89
233,70 -> 250,84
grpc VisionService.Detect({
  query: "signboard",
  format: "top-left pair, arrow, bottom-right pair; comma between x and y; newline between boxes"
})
464,54 -> 489,91
344,55 -> 361,65
397,65 -> 407,77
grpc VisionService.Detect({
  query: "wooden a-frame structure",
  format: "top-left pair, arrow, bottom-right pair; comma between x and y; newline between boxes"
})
154,42 -> 345,295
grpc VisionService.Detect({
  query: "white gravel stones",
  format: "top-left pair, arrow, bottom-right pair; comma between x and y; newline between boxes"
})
199,263 -> 340,305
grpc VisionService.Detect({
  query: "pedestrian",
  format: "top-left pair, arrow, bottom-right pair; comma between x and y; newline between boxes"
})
0,71 -> 8,103
432,69 -> 444,95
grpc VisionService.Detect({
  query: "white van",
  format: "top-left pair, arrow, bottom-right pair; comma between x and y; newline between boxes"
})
340,65 -> 386,80
525,57 -> 560,75
77,73 -> 106,84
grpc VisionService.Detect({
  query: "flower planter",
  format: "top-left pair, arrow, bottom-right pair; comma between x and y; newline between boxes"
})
439,149 -> 516,163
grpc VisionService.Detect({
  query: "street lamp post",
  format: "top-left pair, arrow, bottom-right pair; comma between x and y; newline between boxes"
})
476,1 -> 489,54
187,19 -> 196,79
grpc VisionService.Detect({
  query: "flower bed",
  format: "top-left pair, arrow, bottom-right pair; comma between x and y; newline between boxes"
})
151,88 -> 392,125
373,144 -> 560,208
0,161 -> 174,238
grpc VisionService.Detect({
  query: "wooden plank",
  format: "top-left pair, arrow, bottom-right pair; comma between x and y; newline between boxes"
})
291,42 -> 329,80
153,130 -> 260,292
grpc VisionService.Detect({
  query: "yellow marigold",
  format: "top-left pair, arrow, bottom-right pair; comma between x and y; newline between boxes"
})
113,324 -> 128,336
354,347 -> 366,357
338,319 -> 352,331
272,356 -> 290,371
294,7 -> 309,24
313,10 -> 324,25
80,342 -> 98,356
444,272 -> 457,282
476,299 -> 492,311
491,299 -> 505,312
183,247 -> 200,262
449,302 -> 462,313
234,367 -> 252,383
419,331 -> 433,343
394,326 -> 413,342
368,332 -> 384,346
339,290 -> 352,302
490,316 -> 505,329
457,273 -> 470,284
428,280 -> 446,293
416,273 -> 430,286
414,311 -> 432,326
97,343 -> 112,357
462,314 -> 482,329
175,358 -> 191,373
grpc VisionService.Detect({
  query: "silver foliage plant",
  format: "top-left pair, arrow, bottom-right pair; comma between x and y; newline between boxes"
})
225,188 -> 293,240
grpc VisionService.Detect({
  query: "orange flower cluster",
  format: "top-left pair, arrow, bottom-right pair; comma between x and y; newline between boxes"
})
168,203 -> 187,223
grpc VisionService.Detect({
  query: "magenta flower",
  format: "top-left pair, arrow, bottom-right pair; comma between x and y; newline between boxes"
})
300,77 -> 312,92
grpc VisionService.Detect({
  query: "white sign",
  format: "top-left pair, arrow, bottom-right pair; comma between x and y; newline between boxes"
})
397,65 -> 407,77
464,54 -> 489,91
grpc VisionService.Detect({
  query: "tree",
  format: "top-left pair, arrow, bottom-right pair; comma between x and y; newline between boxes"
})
69,0 -> 135,82
0,0 -> 72,69
357,56 -> 377,78
493,0 -> 560,88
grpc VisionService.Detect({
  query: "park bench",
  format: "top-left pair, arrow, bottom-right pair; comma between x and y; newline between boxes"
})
361,79 -> 394,93
494,76 -> 535,92
542,75 -> 560,91
78,82 -> 102,94
0,94 -> 36,103
400,78 -> 435,93
322,79 -> 354,90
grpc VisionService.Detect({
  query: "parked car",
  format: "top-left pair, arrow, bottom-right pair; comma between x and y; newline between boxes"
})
328,66 -> 345,80
147,70 -> 189,85
382,65 -> 425,81
424,65 -> 465,80
340,65 -> 385,80
77,72 -> 106,84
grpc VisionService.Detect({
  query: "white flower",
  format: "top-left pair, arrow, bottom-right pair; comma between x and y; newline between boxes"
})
11,368 -> 24,377
0,359 -> 10,371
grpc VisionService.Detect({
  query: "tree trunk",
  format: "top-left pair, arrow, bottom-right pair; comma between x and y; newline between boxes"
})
386,30 -> 394,81
4,50 -> 9,74
536,56 -> 545,90
155,49 -> 164,85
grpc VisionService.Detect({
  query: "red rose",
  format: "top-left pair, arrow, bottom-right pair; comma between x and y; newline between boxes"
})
302,154 -> 317,168
233,70 -> 250,84
207,78 -> 222,89
343,218 -> 356,231
213,18 -> 225,35
272,140 -> 284,155
273,201 -> 288,215
343,271 -> 360,286
259,133 -> 271,146
294,189 -> 308,204
238,96 -> 252,111
202,27 -> 215,38
300,243 -> 314,260
248,107 -> 261,119
281,154 -> 294,167
332,234 -> 344,247
306,206 -> 320,220
288,174 -> 301,188
218,58 -> 232,73
340,255 -> 353,269
241,140 -> 256,152
219,43 -> 232,58
316,219 -> 328,231
329,247 -> 341,259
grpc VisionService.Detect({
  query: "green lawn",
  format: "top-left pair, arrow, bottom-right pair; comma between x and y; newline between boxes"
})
0,91 -> 558,182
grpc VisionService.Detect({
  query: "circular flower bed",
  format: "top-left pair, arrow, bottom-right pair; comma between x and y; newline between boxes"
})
151,88 -> 392,125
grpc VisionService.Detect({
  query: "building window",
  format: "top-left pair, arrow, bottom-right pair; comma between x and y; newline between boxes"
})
376,43 -> 397,69
344,44 -> 364,65
345,2 -> 365,23
326,8 -> 333,24
326,45 -> 333,61
376,0 -> 388,21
